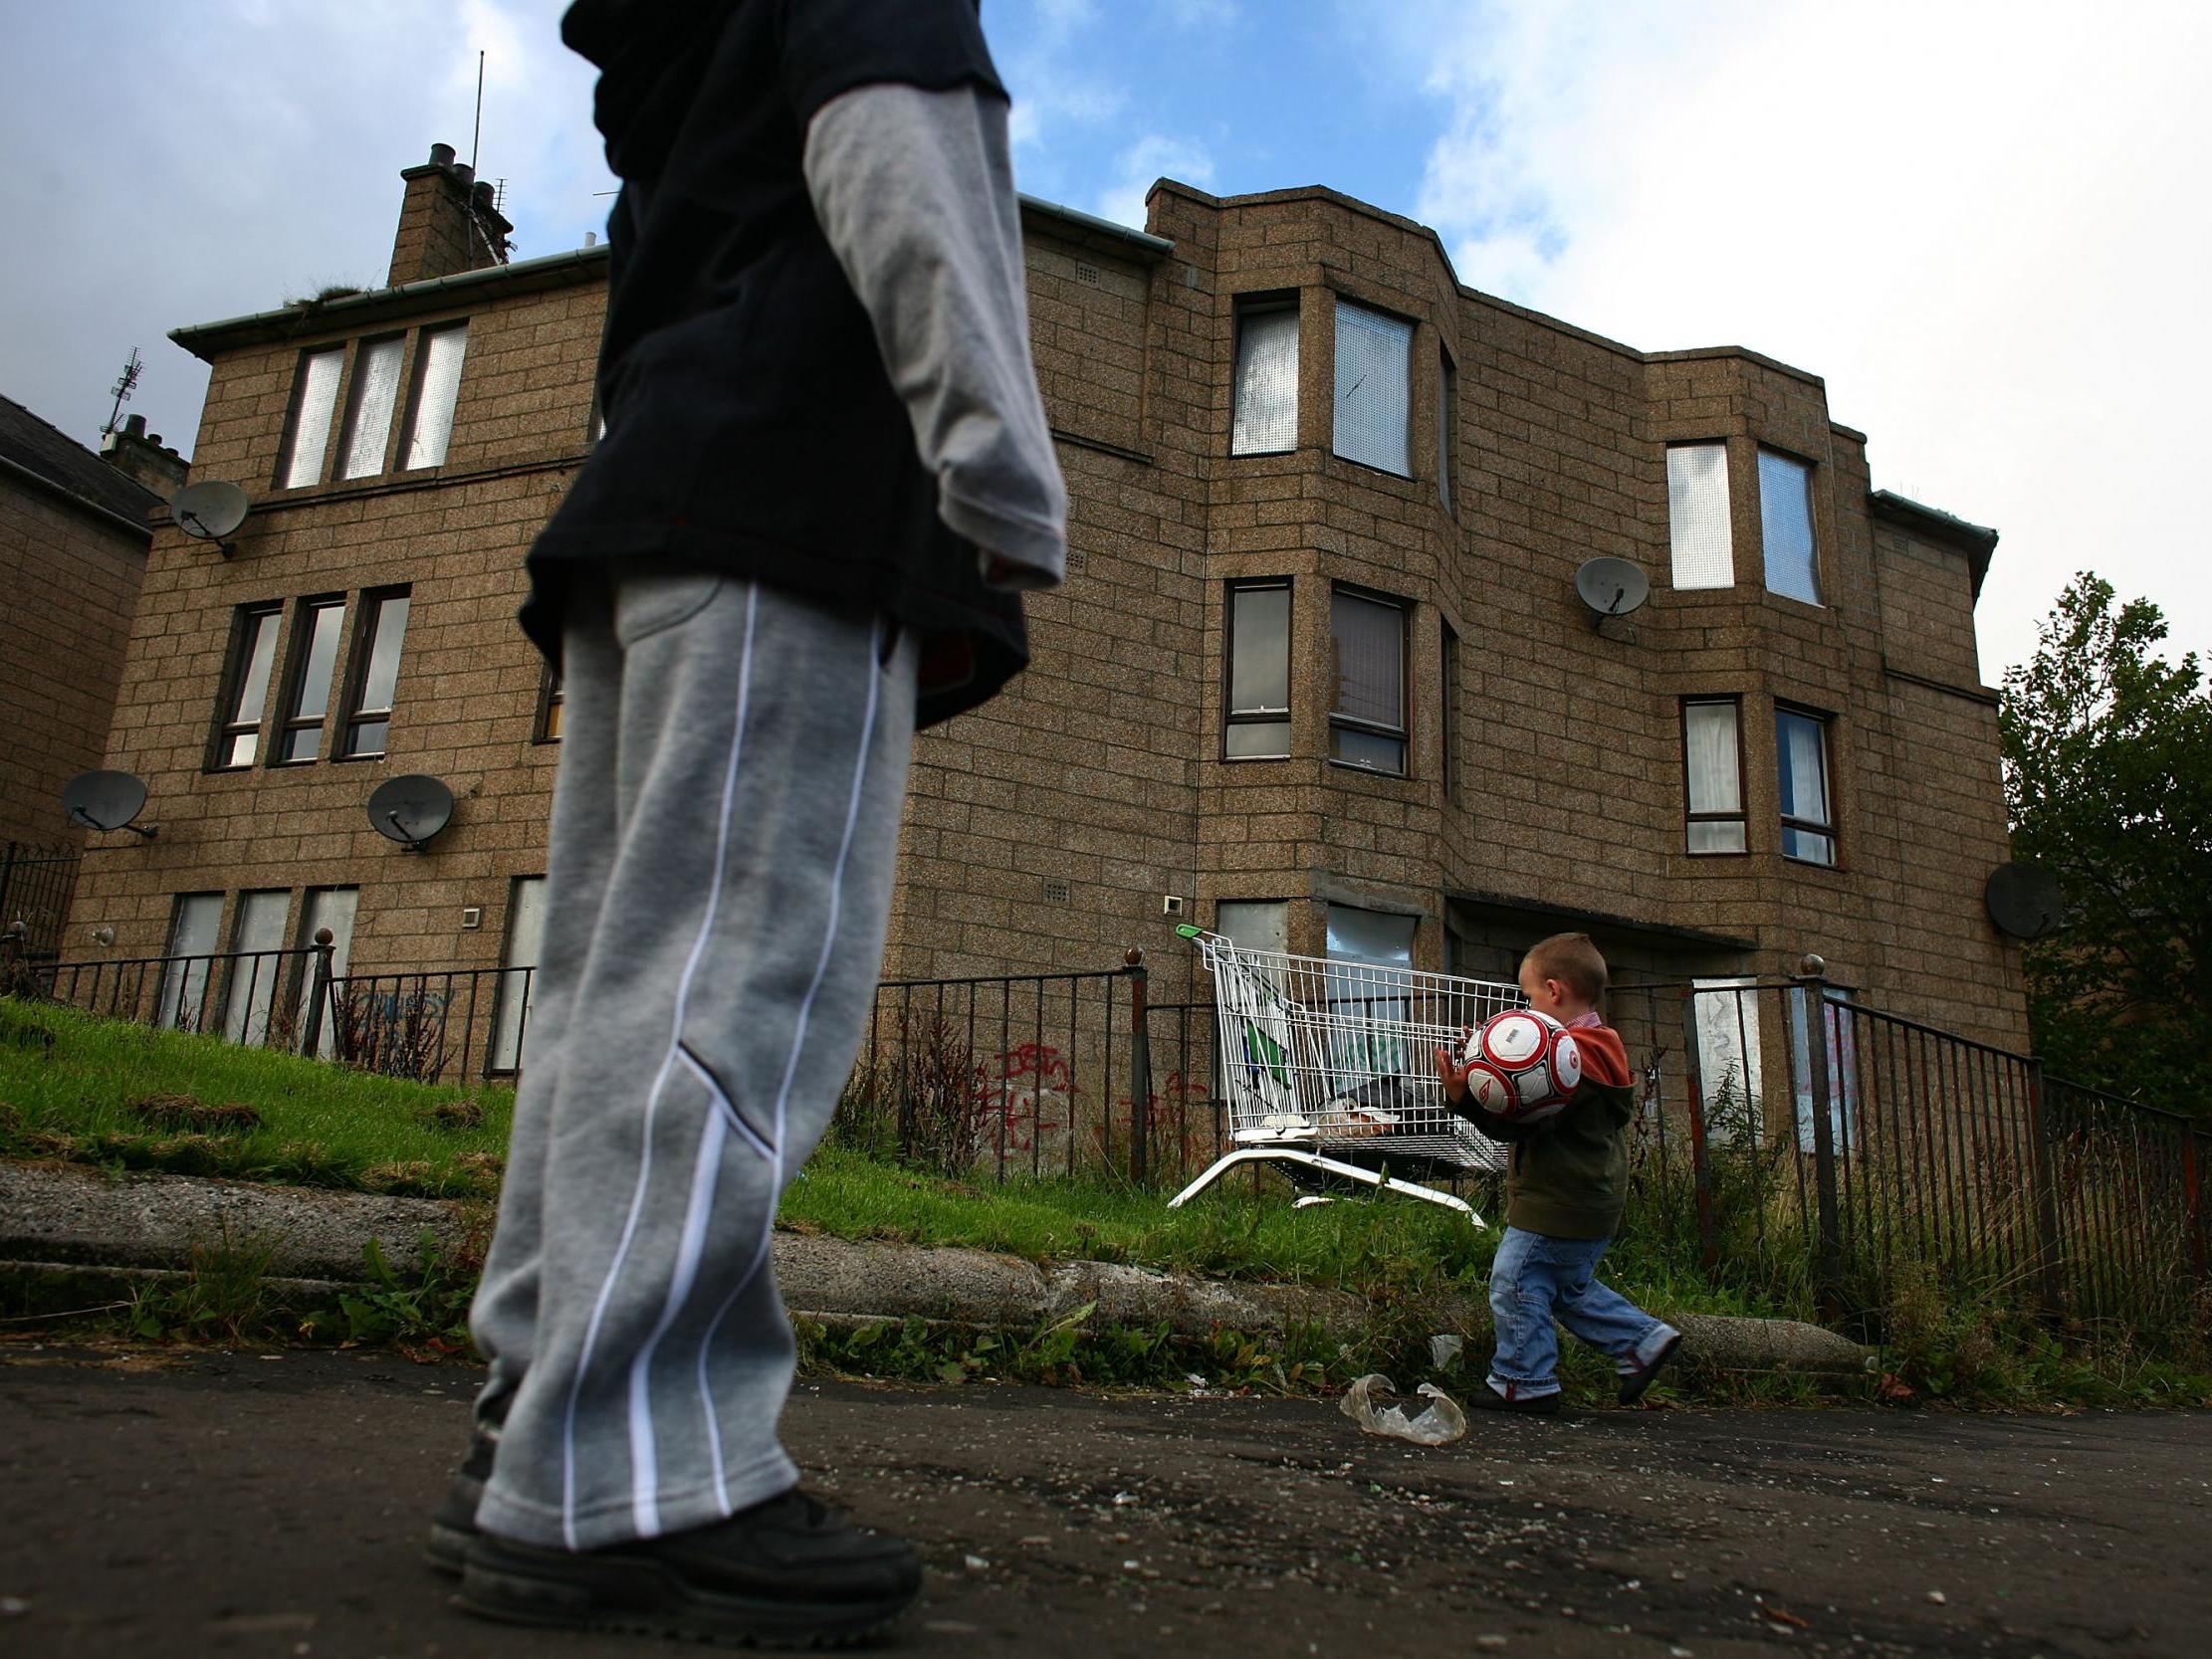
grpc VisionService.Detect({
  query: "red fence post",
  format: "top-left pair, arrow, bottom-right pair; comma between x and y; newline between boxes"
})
1125,947 -> 1151,1186
1675,985 -> 1719,1273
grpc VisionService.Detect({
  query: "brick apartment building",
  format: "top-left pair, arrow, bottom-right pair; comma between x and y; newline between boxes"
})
57,142 -> 2029,1071
1,396 -> 189,955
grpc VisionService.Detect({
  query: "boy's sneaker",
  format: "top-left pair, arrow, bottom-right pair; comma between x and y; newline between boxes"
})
1466,1383 -> 1560,1415
1618,1328 -> 1684,1406
458,1488 -> 922,1649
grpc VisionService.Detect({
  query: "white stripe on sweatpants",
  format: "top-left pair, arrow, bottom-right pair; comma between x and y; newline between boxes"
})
558,585 -> 761,1550
694,614 -> 888,1518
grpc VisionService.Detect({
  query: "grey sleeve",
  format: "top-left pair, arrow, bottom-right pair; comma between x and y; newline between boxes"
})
802,82 -> 1067,590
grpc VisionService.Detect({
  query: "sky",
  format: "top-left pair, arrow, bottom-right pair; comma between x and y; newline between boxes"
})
4,0 -> 2206,687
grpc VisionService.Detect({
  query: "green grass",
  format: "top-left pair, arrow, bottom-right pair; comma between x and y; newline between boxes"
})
8,994 -> 2207,1407
0,996 -> 511,1197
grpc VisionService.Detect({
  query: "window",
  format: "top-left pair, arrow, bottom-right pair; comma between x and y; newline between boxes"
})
1329,587 -> 1407,774
1791,985 -> 1860,1154
1690,976 -> 1761,1138
224,890 -> 292,1046
1215,900 -> 1289,954
1680,699 -> 1746,853
1215,899 -> 1294,1112
297,886 -> 358,1059
537,666 -> 565,741
277,346 -> 345,489
341,588 -> 411,758
490,876 -> 549,1073
1437,348 -> 1456,511
1439,621 -> 1460,799
158,894 -> 224,1031
1224,581 -> 1290,758
1666,442 -> 1732,589
1759,449 -> 1820,604
1775,706 -> 1836,866
335,334 -> 406,480
1230,302 -> 1298,455
1332,300 -> 1412,476
400,322 -> 469,470
1323,904 -> 1418,1088
211,603 -> 282,769
275,597 -> 347,764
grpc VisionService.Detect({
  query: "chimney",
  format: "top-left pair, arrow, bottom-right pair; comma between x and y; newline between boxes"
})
387,141 -> 514,288
101,412 -> 189,497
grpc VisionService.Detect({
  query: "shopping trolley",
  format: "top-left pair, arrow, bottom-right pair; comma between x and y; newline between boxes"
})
1170,925 -> 1523,1221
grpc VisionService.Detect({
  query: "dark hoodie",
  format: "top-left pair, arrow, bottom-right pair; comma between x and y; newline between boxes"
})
527,0 -> 1028,727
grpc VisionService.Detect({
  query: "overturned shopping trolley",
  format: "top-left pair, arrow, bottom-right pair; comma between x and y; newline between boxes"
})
1171,925 -> 1522,1222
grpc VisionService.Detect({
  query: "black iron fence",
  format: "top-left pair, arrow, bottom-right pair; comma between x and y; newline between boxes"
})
0,841 -> 81,961
322,963 -> 538,1084
29,943 -> 331,1054
10,923 -> 2204,1342
1607,973 -> 2210,1341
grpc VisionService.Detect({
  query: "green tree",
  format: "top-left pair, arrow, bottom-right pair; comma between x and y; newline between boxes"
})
1999,573 -> 2211,1114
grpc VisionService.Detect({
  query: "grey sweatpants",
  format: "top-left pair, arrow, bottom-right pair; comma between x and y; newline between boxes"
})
470,562 -> 917,1550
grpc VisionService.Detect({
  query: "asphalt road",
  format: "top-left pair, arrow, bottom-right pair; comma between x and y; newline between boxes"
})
2,1340 -> 2207,1658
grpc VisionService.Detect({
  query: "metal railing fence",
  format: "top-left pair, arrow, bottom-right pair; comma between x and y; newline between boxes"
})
0,841 -> 81,962
9,926 -> 2204,1345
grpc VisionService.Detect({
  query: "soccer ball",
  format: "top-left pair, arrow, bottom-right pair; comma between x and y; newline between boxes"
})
1460,1009 -> 1584,1124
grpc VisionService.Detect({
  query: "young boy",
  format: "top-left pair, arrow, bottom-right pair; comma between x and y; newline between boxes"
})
1435,933 -> 1681,1413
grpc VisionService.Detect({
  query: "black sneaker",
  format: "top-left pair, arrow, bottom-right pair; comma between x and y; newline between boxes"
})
425,1420 -> 500,1577
1618,1329 -> 1684,1406
458,1488 -> 922,1649
1466,1383 -> 1561,1415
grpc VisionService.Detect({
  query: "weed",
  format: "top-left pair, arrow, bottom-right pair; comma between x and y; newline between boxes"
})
299,1230 -> 478,1360
126,1223 -> 284,1344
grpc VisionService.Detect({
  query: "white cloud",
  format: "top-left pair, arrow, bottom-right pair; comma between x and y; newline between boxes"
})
1389,0 -> 2212,681
1096,134 -> 1217,230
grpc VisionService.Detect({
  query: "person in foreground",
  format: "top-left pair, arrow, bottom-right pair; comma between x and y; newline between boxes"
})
426,0 -> 1066,1646
1436,933 -> 1682,1414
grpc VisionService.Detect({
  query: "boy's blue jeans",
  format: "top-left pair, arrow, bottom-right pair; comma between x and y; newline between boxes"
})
1487,1225 -> 1674,1399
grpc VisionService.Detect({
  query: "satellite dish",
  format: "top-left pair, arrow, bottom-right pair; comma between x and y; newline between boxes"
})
170,481 -> 250,556
366,775 -> 455,853
62,770 -> 157,839
1574,556 -> 1650,631
1985,862 -> 2063,940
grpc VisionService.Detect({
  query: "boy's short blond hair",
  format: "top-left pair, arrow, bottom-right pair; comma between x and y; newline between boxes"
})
1522,932 -> 1609,1004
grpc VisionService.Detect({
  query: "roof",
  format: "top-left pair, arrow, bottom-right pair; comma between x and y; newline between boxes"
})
172,190 -> 1177,361
0,394 -> 159,532
1869,489 -> 1999,600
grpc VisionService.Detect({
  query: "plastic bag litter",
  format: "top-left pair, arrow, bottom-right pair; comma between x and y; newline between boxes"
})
1339,1373 -> 1468,1446
1429,1334 -> 1464,1369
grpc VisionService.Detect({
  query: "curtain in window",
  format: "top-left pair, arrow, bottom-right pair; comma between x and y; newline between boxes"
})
1333,302 -> 1411,476
337,337 -> 406,480
402,325 -> 469,470
1231,307 -> 1298,454
1331,591 -> 1402,728
1666,443 -> 1732,588
1791,987 -> 1859,1154
158,895 -> 224,1031
1777,709 -> 1832,861
282,348 -> 344,489
1683,701 -> 1745,852
1759,450 -> 1820,604
224,891 -> 292,1045
299,887 -> 358,1059
1690,977 -> 1762,1137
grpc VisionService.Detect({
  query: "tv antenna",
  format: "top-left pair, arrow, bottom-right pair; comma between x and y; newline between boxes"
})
103,347 -> 142,438
471,50 -> 486,172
